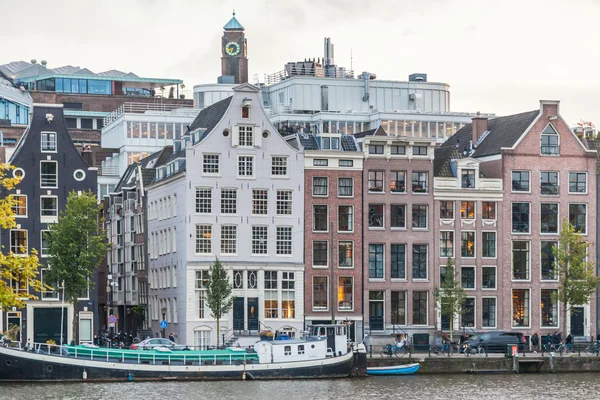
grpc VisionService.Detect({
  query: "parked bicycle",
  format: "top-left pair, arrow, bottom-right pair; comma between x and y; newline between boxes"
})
462,342 -> 486,357
432,343 -> 454,356
380,342 -> 409,358
547,342 -> 566,355
585,341 -> 600,356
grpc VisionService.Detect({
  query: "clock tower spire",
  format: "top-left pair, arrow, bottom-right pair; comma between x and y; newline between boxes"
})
221,10 -> 248,84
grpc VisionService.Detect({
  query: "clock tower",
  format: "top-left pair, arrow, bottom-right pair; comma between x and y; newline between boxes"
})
221,11 -> 248,84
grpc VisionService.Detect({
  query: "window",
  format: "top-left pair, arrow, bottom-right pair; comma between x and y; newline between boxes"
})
439,231 -> 454,258
271,156 -> 288,176
390,204 -> 406,228
412,172 -> 428,193
462,298 -> 475,327
440,201 -> 454,219
512,241 -> 530,280
541,241 -> 558,280
541,124 -> 559,155
203,154 -> 219,174
313,159 -> 328,167
368,170 -> 384,192
11,195 -> 26,217
41,230 -> 50,257
391,291 -> 406,325
540,203 -> 558,234
252,226 -> 268,254
338,205 -> 353,232
265,271 -> 277,289
460,201 -> 475,219
391,244 -> 406,279
482,266 -> 496,289
313,177 -> 328,196
276,227 -> 292,255
313,205 -> 328,231
368,204 -> 384,228
282,272 -> 295,318
233,271 -> 243,289
313,241 -> 328,266
569,204 -> 587,234
541,289 -> 558,327
40,268 -> 57,299
339,159 -> 353,167
482,232 -> 496,258
391,145 -> 405,155
413,146 -> 428,156
276,190 -> 292,215
389,171 -> 406,193
338,277 -> 353,310
313,276 -> 328,310
569,172 -> 587,193
239,126 -> 254,146
461,231 -> 475,258
412,291 -> 428,325
512,203 -> 530,233
512,289 -> 530,327
540,171 -> 559,195
40,196 -> 58,222
369,143 -> 384,154
512,171 -> 530,192
195,188 -> 212,214
10,229 -> 27,253
41,131 -> 57,152
368,244 -> 384,279
338,178 -> 353,197
247,271 -> 258,289
321,137 -> 331,150
461,169 -> 475,188
482,298 -> 496,328
221,189 -> 237,214
461,267 -> 475,289
221,225 -> 237,254
252,189 -> 268,215
195,225 -> 212,254
411,205 -> 427,228
40,161 -> 58,188
238,156 -> 254,177
265,290 -> 278,319
369,291 -> 384,330
482,202 -> 496,220
412,244 -> 427,280
338,241 -> 353,267
242,106 -> 250,118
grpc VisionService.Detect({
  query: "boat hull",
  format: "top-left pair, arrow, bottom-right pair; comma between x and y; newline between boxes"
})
366,363 -> 420,376
0,346 -> 356,382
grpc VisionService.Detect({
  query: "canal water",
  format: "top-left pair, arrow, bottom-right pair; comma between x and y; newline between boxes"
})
2,373 -> 598,399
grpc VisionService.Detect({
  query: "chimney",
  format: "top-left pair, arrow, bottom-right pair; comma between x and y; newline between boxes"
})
472,111 -> 488,144
81,143 -> 94,167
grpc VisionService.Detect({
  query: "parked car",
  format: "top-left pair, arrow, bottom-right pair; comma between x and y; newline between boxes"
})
462,331 -> 526,353
130,338 -> 184,351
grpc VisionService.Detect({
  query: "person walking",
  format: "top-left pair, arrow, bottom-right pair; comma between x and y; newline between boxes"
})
566,333 -> 573,353
531,332 -> 540,353
168,332 -> 175,343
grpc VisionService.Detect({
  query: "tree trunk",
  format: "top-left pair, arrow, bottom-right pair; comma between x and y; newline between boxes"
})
449,316 -> 453,344
562,301 -> 568,343
216,318 -> 220,348
71,300 -> 78,346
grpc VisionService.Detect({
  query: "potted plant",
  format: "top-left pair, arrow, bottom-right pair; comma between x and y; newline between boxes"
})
259,330 -> 274,341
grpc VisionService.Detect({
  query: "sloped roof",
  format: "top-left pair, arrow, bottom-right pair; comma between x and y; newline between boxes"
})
341,135 -> 359,151
584,139 -> 600,173
353,129 -> 376,139
0,70 -> 32,107
224,12 -> 245,30
297,134 -> 318,150
188,96 -> 232,135
114,146 -> 174,191
434,146 -> 464,177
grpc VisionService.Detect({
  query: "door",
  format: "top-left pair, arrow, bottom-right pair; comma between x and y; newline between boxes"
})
33,307 -> 67,344
570,307 -> 585,336
441,314 -> 450,331
247,297 -> 259,333
369,302 -> 384,331
233,297 -> 244,331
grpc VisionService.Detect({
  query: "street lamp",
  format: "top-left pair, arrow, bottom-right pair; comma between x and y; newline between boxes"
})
107,274 -> 118,336
161,307 -> 167,338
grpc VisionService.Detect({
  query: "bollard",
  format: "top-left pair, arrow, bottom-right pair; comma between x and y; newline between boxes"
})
428,346 -> 431,358
369,345 -> 372,358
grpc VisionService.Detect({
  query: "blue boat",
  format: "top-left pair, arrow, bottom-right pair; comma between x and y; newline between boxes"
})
367,363 -> 420,376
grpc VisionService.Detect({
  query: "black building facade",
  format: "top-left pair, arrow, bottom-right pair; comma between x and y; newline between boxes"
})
1,104 -> 97,346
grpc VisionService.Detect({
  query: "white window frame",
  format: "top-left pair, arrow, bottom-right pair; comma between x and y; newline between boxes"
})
195,224 -> 212,255
511,240 -> 531,282
10,229 -> 27,254
195,187 -> 212,214
220,188 -> 237,214
312,276 -> 329,311
338,177 -> 354,197
511,288 -> 531,329
481,231 -> 497,259
511,170 -> 531,193
276,190 -> 293,215
568,172 -> 588,194
220,225 -> 237,255
40,160 -> 58,188
461,266 -> 476,291
276,226 -> 293,256
40,195 -> 58,223
481,265 -> 497,290
12,194 -> 27,218
337,276 -> 354,312
460,230 -> 476,259
238,155 -> 255,178
41,131 -> 57,153
202,154 -> 220,175
252,189 -> 268,215
40,230 -> 50,258
481,296 -> 497,329
271,156 -> 289,177
338,240 -> 354,268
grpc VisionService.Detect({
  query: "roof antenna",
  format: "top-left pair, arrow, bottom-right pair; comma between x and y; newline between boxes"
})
233,9 -> 235,16
350,49 -> 353,72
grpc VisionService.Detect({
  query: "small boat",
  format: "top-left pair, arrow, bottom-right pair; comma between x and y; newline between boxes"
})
367,363 -> 420,376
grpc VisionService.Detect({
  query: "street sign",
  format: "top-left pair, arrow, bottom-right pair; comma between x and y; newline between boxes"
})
108,315 -> 117,328
160,320 -> 168,329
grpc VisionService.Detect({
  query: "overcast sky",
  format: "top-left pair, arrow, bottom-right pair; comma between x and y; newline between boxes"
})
1,0 -> 598,125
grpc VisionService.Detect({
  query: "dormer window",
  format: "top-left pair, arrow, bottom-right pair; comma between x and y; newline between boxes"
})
541,124 -> 559,155
41,131 -> 57,152
331,137 -> 340,150
461,169 -> 476,188
239,126 -> 253,146
321,137 -> 330,150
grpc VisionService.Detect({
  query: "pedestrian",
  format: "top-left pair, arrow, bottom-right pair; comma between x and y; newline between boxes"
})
531,332 -> 539,353
557,331 -> 563,348
566,333 -> 573,353
168,332 -> 175,342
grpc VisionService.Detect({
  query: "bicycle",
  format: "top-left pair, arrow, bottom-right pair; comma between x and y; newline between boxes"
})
548,342 -> 566,356
379,342 -> 409,358
432,343 -> 454,357
462,342 -> 487,357
585,341 -> 600,356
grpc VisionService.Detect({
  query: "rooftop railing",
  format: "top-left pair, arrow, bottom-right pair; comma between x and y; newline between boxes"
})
266,66 -> 355,86
103,102 -> 195,126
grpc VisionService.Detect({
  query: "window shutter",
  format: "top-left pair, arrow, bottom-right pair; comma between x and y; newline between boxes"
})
232,125 -> 239,147
254,125 -> 262,148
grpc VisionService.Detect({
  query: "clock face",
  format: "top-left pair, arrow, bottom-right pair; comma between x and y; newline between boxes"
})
225,41 -> 241,56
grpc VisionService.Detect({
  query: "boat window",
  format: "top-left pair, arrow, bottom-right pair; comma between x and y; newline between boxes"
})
284,346 -> 292,356
298,345 -> 305,355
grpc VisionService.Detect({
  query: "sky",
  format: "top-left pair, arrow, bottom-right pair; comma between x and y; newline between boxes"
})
1,0 -> 598,125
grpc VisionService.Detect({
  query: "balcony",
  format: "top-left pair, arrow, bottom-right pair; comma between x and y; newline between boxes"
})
98,165 -> 120,177
103,102 -> 195,127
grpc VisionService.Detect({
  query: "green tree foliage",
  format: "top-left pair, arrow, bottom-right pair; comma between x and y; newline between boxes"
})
554,219 -> 600,336
434,257 -> 466,343
0,163 -> 45,311
45,191 -> 108,343
205,258 -> 233,348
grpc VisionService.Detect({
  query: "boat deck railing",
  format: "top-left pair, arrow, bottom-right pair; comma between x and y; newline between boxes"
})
3,342 -> 259,366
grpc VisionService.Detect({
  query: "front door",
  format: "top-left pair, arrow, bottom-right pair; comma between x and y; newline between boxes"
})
233,297 -> 244,332
570,307 -> 585,336
33,307 -> 67,344
369,302 -> 384,331
247,298 -> 259,333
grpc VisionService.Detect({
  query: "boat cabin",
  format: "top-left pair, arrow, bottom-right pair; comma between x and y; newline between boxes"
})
307,324 -> 348,357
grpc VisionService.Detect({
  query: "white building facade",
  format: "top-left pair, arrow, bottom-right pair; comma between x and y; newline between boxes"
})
147,83 -> 305,347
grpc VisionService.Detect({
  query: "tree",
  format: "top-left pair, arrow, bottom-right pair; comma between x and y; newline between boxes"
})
0,163 -> 45,311
554,219 -> 600,337
434,257 -> 466,343
45,191 -> 108,344
205,258 -> 233,348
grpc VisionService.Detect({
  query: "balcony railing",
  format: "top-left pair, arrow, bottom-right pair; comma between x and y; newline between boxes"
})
98,166 -> 120,177
266,66 -> 354,86
103,102 -> 195,126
